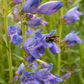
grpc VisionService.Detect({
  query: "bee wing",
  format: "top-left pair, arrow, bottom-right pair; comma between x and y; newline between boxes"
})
52,36 -> 59,42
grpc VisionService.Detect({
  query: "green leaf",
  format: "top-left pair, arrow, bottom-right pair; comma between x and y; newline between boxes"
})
4,66 -> 17,71
73,68 -> 82,73
72,0 -> 81,7
0,33 -> 7,44
64,49 -> 79,54
71,57 -> 80,64
59,68 -> 68,73
0,77 -> 6,84
13,53 -> 24,60
0,43 -> 9,51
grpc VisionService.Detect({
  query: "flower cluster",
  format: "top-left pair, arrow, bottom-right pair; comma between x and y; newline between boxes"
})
7,0 -> 83,83
13,63 -> 63,84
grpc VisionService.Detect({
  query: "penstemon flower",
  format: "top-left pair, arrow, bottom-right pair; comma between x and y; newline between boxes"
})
27,17 -> 48,28
37,1 -> 63,15
63,5 -> 82,24
21,0 -> 63,15
7,25 -> 23,45
26,55 -> 38,69
62,73 -> 71,79
15,63 -> 24,75
13,63 -> 63,84
35,63 -> 63,84
41,30 -> 61,54
21,0 -> 42,13
62,30 -> 82,47
20,71 -> 40,84
22,34 -> 45,59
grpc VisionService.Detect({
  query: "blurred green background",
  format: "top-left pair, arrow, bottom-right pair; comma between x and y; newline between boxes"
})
0,0 -> 84,84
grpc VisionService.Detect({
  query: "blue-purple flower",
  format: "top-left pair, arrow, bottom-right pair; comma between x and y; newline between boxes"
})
63,5 -> 82,24
37,1 -> 63,15
7,25 -> 23,45
26,55 -> 38,69
36,59 -> 49,68
21,0 -> 42,13
12,76 -> 19,82
35,63 -> 62,84
62,31 -> 82,47
27,17 -> 47,28
20,71 -> 40,84
15,63 -> 24,74
62,73 -> 71,79
41,30 -> 61,54
23,34 -> 45,59
55,74 -> 63,82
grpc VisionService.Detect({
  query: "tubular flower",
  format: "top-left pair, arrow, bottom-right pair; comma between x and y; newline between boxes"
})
35,63 -> 58,84
7,25 -> 23,45
36,59 -> 49,68
26,55 -> 38,69
37,1 -> 63,15
21,0 -> 42,13
27,17 -> 47,28
20,71 -> 40,84
15,63 -> 24,75
63,5 -> 82,24
12,76 -> 19,82
62,73 -> 71,79
62,31 -> 83,47
42,30 -> 61,54
22,33 -> 45,59
55,74 -> 63,82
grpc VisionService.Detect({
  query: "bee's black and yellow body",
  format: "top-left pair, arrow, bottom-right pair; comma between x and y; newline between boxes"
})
45,35 -> 59,43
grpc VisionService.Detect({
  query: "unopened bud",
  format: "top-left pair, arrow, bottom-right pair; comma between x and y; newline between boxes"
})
26,14 -> 33,19
36,59 -> 49,68
12,76 -> 19,82
62,73 -> 71,79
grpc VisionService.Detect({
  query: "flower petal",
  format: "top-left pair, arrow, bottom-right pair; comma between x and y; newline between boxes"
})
22,0 -> 42,13
15,63 -> 24,74
49,42 -> 61,54
37,1 -> 63,15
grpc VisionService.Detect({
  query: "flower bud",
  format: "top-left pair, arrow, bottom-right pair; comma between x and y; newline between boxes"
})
36,59 -> 49,68
26,14 -> 33,19
62,73 -> 71,79
37,1 -> 63,15
15,63 -> 24,75
21,0 -> 42,13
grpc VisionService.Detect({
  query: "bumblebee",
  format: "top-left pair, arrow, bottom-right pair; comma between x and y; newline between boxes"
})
45,35 -> 59,43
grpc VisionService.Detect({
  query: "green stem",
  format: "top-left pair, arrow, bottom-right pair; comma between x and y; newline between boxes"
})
3,0 -> 13,82
20,0 -> 27,70
57,0 -> 63,74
